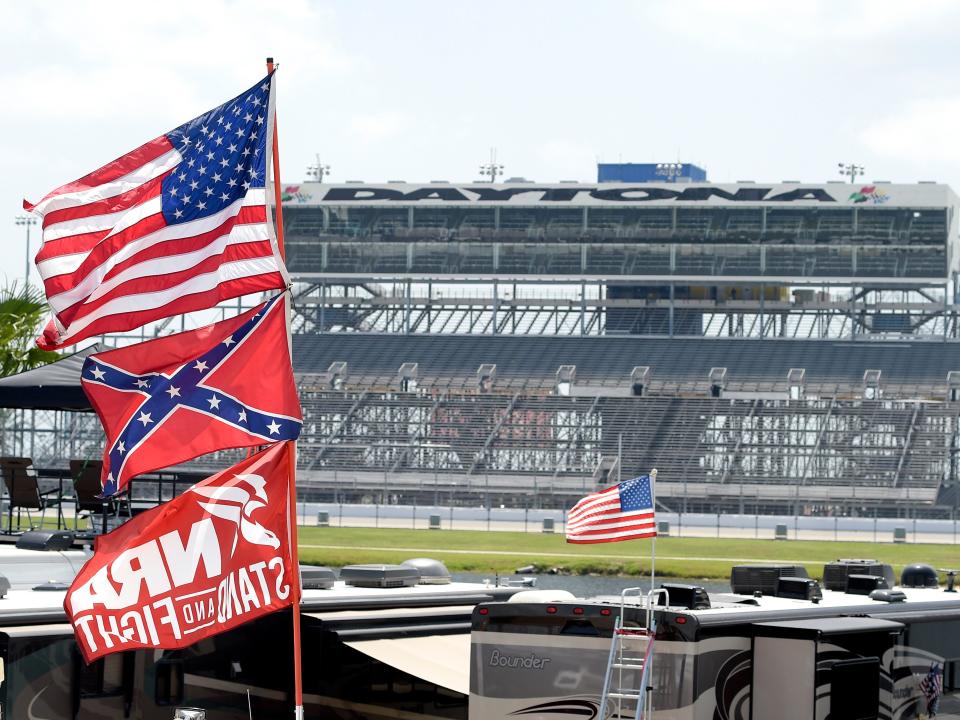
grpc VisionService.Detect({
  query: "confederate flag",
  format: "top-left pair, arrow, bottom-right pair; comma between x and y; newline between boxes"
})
64,443 -> 296,663
82,293 -> 301,496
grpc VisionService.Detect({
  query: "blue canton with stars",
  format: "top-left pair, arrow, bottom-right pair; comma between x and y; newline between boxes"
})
618,475 -> 654,512
82,294 -> 300,496
160,73 -> 272,225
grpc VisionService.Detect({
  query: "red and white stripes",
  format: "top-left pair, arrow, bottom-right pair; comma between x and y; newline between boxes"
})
566,484 -> 656,544
24,90 -> 286,350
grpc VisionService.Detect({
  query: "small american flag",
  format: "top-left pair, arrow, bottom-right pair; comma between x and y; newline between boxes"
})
25,73 -> 287,350
919,662 -> 943,704
566,474 -> 657,544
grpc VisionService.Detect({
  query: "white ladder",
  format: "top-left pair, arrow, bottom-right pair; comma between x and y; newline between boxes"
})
597,587 -> 667,720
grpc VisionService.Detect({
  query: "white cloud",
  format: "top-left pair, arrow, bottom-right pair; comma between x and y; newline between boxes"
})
643,0 -> 957,54
348,111 -> 413,143
860,97 -> 960,165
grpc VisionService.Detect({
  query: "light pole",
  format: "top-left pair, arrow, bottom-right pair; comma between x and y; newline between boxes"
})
306,154 -> 331,183
655,162 -> 684,182
14,215 -> 37,288
479,148 -> 504,183
838,162 -> 865,184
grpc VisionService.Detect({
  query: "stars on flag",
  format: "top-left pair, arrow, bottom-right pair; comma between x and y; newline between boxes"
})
161,76 -> 270,226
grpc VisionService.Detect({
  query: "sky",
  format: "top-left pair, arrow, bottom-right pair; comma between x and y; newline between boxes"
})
3,0 -> 960,287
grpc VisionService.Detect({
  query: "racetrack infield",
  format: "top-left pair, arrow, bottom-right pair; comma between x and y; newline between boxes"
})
296,526 -> 959,579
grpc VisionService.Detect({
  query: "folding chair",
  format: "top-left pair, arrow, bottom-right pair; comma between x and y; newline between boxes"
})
0,457 -> 63,533
70,459 -> 125,535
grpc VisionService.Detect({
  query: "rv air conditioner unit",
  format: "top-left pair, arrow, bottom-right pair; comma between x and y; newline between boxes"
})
822,559 -> 895,592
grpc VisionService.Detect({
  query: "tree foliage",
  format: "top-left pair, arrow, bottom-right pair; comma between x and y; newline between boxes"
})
0,283 -> 58,377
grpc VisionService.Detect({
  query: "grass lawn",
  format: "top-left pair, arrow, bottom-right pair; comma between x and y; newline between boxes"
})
297,526 -> 960,580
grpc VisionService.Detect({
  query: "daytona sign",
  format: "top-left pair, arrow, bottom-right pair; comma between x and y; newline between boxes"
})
64,443 -> 295,663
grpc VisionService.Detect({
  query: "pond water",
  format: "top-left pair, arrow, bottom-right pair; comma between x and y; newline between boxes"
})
452,572 -> 731,596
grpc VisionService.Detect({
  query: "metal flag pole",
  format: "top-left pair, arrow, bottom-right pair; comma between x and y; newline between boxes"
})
650,468 -> 658,596
265,56 -> 304,720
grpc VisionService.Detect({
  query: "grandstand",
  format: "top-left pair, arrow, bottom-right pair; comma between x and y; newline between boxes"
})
275,180 -> 960,517
7,179 -> 960,518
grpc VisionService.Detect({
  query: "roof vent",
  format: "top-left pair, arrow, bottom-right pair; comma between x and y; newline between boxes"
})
402,558 -> 452,585
16,530 -> 74,552
340,564 -> 420,589
300,565 -> 336,590
900,564 -> 938,588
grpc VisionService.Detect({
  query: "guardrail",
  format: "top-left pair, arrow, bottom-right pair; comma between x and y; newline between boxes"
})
298,503 -> 960,544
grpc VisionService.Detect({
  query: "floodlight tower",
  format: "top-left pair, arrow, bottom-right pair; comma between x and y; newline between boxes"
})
479,148 -> 505,183
14,215 -> 37,287
307,154 -> 331,183
838,162 -> 865,184
655,162 -> 684,182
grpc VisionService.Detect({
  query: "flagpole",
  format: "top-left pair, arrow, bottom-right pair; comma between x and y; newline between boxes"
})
650,468 -> 657,596
266,56 -> 304,720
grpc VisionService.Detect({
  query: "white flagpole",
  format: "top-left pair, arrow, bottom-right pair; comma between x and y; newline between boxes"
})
650,468 -> 658,596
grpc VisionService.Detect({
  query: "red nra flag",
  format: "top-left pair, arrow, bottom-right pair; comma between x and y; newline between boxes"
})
81,294 -> 301,496
64,444 -> 295,663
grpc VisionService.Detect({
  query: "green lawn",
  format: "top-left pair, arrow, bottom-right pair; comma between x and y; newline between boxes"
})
297,526 -> 960,580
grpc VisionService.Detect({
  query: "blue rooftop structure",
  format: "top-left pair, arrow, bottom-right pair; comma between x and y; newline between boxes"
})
597,162 -> 707,183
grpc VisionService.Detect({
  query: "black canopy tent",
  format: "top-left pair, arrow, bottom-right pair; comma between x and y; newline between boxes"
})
0,347 -> 95,411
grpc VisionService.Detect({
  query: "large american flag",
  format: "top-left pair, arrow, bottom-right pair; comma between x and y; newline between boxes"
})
566,474 -> 657,544
24,73 -> 287,350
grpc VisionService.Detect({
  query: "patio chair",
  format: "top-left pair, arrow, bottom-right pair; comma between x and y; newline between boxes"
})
0,457 -> 63,533
70,459 -> 127,535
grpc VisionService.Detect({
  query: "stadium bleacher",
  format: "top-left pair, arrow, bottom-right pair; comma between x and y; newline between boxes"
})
293,334 -> 960,390
274,181 -> 960,514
